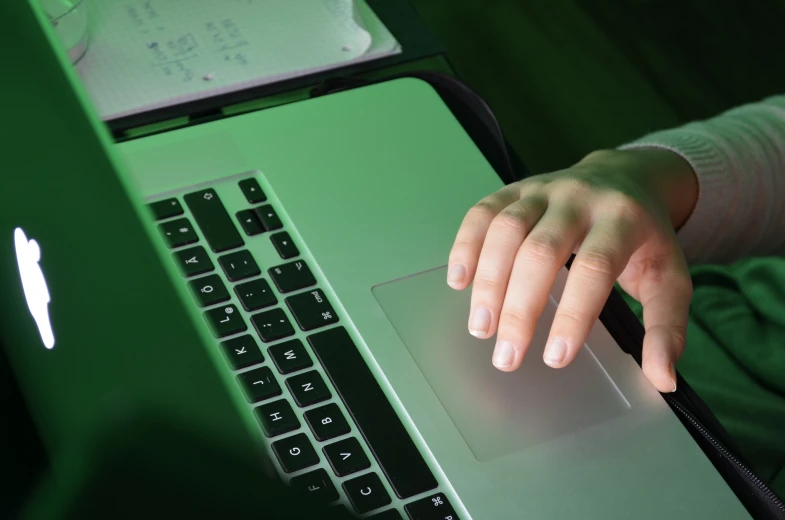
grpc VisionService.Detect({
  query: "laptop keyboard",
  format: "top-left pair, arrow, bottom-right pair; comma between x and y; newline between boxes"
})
148,174 -> 460,520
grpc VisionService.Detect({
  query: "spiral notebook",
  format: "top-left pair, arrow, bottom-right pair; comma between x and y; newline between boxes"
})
75,0 -> 401,121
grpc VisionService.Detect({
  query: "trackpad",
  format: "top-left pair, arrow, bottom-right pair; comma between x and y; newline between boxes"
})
372,267 -> 630,462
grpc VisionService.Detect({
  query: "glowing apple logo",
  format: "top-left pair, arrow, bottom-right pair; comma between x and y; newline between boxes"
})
14,228 -> 55,349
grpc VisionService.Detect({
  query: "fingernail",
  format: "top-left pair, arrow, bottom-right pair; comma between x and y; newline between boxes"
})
469,307 -> 491,337
493,340 -> 515,368
544,338 -> 568,367
670,364 -> 678,393
447,264 -> 466,288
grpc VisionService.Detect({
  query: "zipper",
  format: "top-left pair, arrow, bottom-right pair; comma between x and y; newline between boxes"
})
667,397 -> 785,514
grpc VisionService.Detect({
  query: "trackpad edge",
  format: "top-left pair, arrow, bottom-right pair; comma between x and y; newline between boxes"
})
371,267 -> 630,462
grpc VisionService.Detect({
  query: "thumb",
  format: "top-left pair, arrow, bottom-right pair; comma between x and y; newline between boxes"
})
636,255 -> 692,393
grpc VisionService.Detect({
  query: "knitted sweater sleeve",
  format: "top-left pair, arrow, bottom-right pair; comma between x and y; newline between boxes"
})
620,96 -> 785,264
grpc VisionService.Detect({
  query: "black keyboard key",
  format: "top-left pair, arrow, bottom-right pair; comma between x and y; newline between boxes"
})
304,403 -> 350,441
149,198 -> 183,220
204,304 -> 246,338
343,473 -> 391,514
286,370 -> 331,407
370,510 -> 403,520
286,289 -> 339,331
270,231 -> 299,259
324,437 -> 371,477
159,218 -> 198,248
255,398 -> 299,437
236,209 -> 264,236
235,278 -> 277,311
251,308 -> 294,343
219,250 -> 261,282
188,274 -> 230,307
220,335 -> 263,369
405,494 -> 459,520
271,433 -> 319,473
239,178 -> 267,204
253,205 -> 282,231
184,189 -> 244,253
309,327 -> 438,499
268,339 -> 312,374
238,366 -> 281,403
290,468 -> 339,504
269,260 -> 316,293
173,246 -> 213,277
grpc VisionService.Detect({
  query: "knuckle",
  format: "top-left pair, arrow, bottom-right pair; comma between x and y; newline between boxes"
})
450,237 -> 477,253
518,175 -> 548,191
499,308 -> 528,329
552,176 -> 593,197
467,200 -> 499,221
472,269 -> 502,290
575,249 -> 619,277
523,232 -> 563,262
605,192 -> 648,221
669,325 -> 688,347
491,211 -> 527,236
553,305 -> 586,327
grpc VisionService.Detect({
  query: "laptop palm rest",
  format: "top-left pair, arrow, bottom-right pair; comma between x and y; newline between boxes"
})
372,267 -> 630,462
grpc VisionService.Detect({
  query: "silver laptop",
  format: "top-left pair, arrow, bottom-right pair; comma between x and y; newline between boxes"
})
0,2 -> 749,518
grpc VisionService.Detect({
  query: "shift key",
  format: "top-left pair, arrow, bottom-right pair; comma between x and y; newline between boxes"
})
184,189 -> 244,253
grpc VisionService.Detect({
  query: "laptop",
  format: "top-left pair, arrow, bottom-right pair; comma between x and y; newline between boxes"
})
0,2 -> 751,519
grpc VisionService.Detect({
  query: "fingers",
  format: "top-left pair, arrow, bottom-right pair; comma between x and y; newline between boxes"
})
491,204 -> 586,370
544,214 -> 644,369
637,255 -> 692,392
447,184 -> 522,291
467,194 -> 549,339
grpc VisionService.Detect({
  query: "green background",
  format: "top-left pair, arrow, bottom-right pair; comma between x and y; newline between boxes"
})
410,0 -> 785,173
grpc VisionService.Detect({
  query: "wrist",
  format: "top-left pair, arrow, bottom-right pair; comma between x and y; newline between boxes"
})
628,147 -> 699,231
581,148 -> 699,231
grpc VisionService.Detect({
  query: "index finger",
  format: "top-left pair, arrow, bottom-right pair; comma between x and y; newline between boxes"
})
446,184 -> 522,290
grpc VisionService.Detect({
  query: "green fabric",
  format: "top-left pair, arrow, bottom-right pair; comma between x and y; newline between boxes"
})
622,259 -> 785,497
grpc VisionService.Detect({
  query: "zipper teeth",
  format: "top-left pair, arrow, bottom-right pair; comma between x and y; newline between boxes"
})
669,399 -> 785,512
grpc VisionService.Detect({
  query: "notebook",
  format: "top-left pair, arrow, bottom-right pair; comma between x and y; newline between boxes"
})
75,0 -> 401,121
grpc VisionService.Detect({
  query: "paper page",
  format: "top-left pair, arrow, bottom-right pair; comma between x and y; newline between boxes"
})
76,0 -> 401,121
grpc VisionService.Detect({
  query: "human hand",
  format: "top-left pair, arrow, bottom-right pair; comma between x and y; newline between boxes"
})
447,148 -> 698,392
